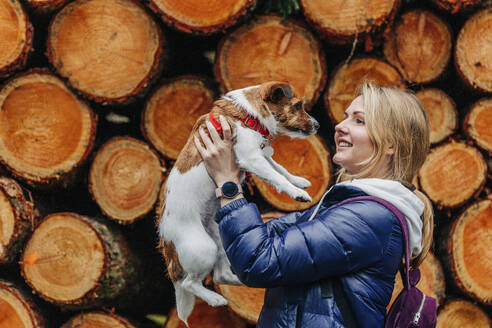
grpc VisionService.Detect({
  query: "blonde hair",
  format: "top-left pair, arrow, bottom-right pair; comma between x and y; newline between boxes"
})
337,82 -> 434,268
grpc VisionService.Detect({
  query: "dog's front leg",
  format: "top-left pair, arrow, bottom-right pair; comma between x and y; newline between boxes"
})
238,152 -> 311,202
263,146 -> 311,189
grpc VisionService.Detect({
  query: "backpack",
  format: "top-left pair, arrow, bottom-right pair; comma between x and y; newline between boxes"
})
333,196 -> 437,328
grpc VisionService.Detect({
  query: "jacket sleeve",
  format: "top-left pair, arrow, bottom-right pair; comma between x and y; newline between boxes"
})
218,199 -> 394,288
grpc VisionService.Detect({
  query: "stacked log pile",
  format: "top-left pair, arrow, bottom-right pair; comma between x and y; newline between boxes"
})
0,0 -> 491,326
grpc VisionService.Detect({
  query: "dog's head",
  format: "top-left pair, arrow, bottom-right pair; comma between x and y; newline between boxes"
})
225,81 -> 319,138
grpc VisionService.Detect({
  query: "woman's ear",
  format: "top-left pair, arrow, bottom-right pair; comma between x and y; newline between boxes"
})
384,143 -> 396,155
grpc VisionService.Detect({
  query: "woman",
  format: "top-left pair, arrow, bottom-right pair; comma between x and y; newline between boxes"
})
194,83 -> 434,328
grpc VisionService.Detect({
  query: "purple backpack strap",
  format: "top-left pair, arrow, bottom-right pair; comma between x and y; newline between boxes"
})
336,196 -> 412,289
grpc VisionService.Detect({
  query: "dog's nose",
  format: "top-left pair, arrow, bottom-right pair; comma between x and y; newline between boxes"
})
312,119 -> 320,130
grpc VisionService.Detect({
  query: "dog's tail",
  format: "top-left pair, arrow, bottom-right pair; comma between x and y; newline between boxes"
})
175,281 -> 195,326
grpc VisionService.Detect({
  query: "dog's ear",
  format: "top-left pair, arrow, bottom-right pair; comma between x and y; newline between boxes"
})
267,83 -> 293,104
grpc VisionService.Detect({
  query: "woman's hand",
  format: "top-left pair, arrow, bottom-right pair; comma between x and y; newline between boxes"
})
194,115 -> 240,186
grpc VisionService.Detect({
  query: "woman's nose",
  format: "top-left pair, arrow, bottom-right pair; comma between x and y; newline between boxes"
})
335,121 -> 348,133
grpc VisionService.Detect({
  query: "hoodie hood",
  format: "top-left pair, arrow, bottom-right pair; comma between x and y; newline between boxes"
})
337,178 -> 424,258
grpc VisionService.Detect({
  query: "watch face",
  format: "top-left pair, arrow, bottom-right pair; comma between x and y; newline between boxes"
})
222,181 -> 239,198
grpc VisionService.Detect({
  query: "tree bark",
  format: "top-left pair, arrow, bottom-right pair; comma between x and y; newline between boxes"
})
437,299 -> 492,327
47,0 -> 165,105
164,299 -> 247,328
0,0 -> 33,79
215,14 -> 327,110
142,76 -> 216,160
60,311 -> 136,328
432,0 -> 482,14
89,137 -> 165,224
252,135 -> 332,211
300,0 -> 400,46
324,57 -> 404,124
464,98 -> 492,154
22,0 -> 70,14
0,280 -> 46,328
0,69 -> 97,188
440,199 -> 492,306
387,251 -> 446,310
20,212 -> 142,309
418,141 -> 487,209
383,9 -> 452,84
0,176 -> 39,264
146,0 -> 256,35
415,88 -> 457,145
455,8 -> 492,94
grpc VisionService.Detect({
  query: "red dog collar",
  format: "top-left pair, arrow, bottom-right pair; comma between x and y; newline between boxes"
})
208,111 -> 270,138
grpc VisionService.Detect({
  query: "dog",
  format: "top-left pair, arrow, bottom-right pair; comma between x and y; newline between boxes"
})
158,81 -> 319,324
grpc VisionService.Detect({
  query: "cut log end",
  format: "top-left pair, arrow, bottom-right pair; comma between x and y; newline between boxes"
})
437,299 -> 492,328
455,8 -> 492,93
416,88 -> 457,145
0,70 -> 96,187
47,0 -> 164,104
252,135 -> 332,211
383,10 -> 452,83
89,137 -> 164,223
216,285 -> 265,325
23,0 -> 71,14
0,281 -> 45,328
325,57 -> 404,124
464,98 -> 492,153
164,300 -> 247,328
449,200 -> 492,305
300,0 -> 399,44
61,311 -> 136,328
21,213 -> 106,304
432,0 -> 482,14
215,15 -> 326,110
418,141 -> 486,208
147,0 -> 255,34
142,77 -> 215,160
0,0 -> 33,79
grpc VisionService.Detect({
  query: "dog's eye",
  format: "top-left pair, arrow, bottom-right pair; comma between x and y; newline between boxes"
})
294,102 -> 302,111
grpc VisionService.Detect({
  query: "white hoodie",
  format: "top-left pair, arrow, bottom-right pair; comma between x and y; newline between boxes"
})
309,178 -> 424,258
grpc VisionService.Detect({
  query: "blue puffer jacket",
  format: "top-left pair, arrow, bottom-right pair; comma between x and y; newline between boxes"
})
215,184 -> 404,328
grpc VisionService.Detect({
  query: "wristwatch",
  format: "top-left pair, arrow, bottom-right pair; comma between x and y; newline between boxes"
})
215,181 -> 242,199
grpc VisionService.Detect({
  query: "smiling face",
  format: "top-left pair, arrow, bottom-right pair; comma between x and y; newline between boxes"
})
333,96 -> 392,177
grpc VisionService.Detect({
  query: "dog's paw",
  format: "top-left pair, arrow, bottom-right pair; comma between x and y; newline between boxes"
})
290,176 -> 311,189
289,188 -> 312,203
205,293 -> 228,307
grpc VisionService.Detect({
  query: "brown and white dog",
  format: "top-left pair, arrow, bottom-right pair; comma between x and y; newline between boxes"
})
158,81 -> 319,324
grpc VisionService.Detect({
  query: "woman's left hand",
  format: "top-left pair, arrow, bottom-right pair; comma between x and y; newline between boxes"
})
194,115 -> 240,186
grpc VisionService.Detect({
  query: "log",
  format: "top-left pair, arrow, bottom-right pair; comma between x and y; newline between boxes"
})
300,0 -> 400,46
215,285 -> 265,325
432,0 -> 482,14
441,199 -> 492,306
464,97 -> 492,154
20,212 -> 141,309
252,135 -> 332,211
142,76 -> 216,160
60,311 -> 136,328
0,280 -> 46,328
0,176 -> 39,264
383,9 -> 452,84
215,14 -> 326,110
89,137 -> 165,224
164,299 -> 246,328
47,0 -> 165,105
455,8 -> 492,94
387,251 -> 446,310
324,57 -> 404,124
0,0 -> 33,79
415,88 -> 457,145
22,0 -> 70,14
0,69 -> 97,188
146,0 -> 255,34
418,141 -> 486,209
437,299 -> 492,328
